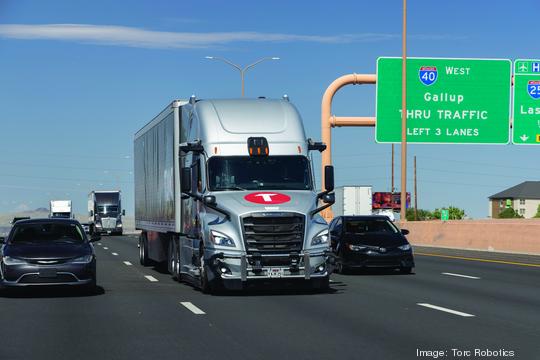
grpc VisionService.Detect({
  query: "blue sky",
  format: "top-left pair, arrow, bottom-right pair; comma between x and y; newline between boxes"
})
1,0 -> 539,218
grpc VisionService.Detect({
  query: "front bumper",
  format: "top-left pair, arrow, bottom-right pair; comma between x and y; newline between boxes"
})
342,250 -> 415,269
205,249 -> 334,284
1,261 -> 95,287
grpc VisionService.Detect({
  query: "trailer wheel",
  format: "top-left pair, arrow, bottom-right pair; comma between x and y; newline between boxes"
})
173,239 -> 181,281
139,233 -> 150,266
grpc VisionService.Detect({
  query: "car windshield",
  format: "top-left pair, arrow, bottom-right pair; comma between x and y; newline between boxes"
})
208,156 -> 312,191
10,223 -> 85,244
345,219 -> 398,234
97,205 -> 118,216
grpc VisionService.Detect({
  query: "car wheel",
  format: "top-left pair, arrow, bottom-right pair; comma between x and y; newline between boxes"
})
139,233 -> 151,266
400,266 -> 413,274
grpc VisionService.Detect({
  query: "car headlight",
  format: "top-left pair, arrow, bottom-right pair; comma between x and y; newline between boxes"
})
71,255 -> 94,264
210,230 -> 235,247
398,244 -> 411,251
2,256 -> 27,265
348,244 -> 367,251
117,223 -> 123,227
311,229 -> 329,246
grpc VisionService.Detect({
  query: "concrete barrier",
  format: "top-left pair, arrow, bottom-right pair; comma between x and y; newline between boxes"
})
403,219 -> 540,255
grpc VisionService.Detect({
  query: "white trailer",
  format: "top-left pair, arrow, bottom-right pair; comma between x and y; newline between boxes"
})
49,200 -> 73,218
333,186 -> 372,217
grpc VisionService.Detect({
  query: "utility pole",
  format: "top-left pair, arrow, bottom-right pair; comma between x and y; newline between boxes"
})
391,144 -> 395,193
400,0 -> 408,224
414,155 -> 418,221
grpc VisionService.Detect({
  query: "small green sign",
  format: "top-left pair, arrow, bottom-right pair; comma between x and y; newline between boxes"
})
376,57 -> 512,144
513,59 -> 540,144
441,209 -> 449,221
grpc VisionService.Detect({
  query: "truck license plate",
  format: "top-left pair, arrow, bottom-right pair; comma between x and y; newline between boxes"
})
268,268 -> 284,278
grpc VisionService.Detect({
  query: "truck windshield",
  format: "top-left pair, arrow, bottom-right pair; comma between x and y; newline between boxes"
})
208,156 -> 312,191
97,205 -> 118,215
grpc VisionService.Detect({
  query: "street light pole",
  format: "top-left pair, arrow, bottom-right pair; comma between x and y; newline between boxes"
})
205,56 -> 280,97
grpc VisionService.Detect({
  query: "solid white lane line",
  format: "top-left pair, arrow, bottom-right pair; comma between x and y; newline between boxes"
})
417,303 -> 475,317
112,252 -> 118,256
442,272 -> 480,280
123,261 -> 132,266
180,302 -> 206,315
145,275 -> 159,282
103,247 -> 108,250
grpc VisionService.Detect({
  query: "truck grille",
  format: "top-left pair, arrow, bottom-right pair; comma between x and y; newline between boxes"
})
242,213 -> 305,254
101,218 -> 117,230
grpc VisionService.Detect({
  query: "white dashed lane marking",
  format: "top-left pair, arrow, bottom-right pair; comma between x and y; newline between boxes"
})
123,261 -> 132,266
442,272 -> 480,280
180,302 -> 206,315
112,252 -> 118,256
103,247 -> 108,250
417,303 -> 475,317
145,275 -> 159,282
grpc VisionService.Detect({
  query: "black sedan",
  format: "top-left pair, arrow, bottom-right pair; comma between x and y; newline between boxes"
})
0,218 -> 99,289
329,215 -> 415,274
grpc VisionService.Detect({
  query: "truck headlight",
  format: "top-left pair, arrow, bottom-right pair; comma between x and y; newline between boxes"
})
2,256 -> 27,265
210,230 -> 235,247
311,229 -> 329,246
71,255 -> 94,264
117,223 -> 123,227
398,244 -> 411,251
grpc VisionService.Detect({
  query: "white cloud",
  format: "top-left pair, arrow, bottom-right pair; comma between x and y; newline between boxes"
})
0,24 -> 464,49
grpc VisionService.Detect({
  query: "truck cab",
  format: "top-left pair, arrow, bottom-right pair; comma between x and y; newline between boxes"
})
135,98 -> 335,292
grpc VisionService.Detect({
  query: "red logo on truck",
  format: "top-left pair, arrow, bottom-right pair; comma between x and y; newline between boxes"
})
244,192 -> 291,204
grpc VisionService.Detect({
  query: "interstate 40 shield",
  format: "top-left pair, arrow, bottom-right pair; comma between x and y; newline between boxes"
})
376,57 -> 512,144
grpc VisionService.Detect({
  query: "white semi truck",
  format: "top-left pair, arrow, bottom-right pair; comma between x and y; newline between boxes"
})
134,97 -> 335,293
88,190 -> 125,235
49,200 -> 73,219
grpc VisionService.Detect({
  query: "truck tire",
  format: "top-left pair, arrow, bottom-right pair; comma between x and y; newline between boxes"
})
139,233 -> 151,266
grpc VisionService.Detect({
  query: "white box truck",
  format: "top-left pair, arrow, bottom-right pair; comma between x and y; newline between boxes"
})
333,186 -> 372,217
49,200 -> 73,218
134,97 -> 335,293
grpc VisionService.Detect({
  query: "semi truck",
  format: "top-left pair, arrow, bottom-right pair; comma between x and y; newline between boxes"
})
134,97 -> 335,293
333,186 -> 373,216
88,190 -> 124,235
49,200 -> 73,218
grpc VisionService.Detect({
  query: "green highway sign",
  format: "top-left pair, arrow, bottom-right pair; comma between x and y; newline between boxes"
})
512,59 -> 540,145
441,209 -> 449,221
376,57 -> 512,144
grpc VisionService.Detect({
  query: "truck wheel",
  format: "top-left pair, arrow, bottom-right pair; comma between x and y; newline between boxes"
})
139,233 -> 151,266
199,253 -> 211,294
173,240 -> 181,281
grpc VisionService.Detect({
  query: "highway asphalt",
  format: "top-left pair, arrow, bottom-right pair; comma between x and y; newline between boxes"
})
0,235 -> 538,360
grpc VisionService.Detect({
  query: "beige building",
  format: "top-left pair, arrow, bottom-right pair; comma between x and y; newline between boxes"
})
489,181 -> 540,218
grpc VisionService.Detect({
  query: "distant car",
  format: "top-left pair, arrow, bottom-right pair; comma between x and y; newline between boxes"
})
0,218 -> 99,289
329,215 -> 415,274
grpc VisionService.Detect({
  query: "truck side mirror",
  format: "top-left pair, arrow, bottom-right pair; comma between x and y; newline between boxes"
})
203,195 -> 217,206
324,165 -> 334,192
181,167 -> 192,193
90,210 -> 94,217
122,209 -> 125,216
0,236 -> 5,244
322,192 -> 335,204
